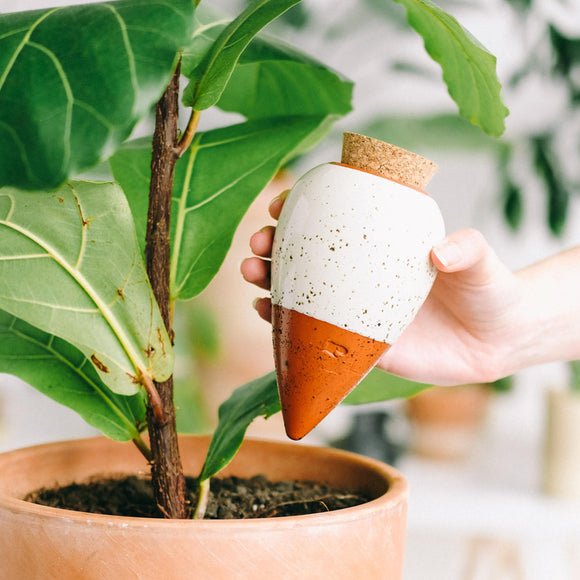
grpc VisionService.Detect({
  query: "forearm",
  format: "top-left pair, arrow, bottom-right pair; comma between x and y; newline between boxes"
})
507,245 -> 580,373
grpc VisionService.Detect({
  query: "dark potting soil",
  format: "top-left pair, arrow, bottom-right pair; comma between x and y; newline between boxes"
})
24,474 -> 371,519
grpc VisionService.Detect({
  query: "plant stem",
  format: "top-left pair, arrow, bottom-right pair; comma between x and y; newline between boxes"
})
193,478 -> 211,519
145,62 -> 188,519
176,110 -> 201,158
132,433 -> 153,462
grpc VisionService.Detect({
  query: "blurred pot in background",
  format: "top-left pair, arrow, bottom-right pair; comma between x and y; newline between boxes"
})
405,383 -> 495,461
542,361 -> 580,500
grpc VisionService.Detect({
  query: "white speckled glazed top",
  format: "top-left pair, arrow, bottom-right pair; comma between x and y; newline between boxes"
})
271,163 -> 445,343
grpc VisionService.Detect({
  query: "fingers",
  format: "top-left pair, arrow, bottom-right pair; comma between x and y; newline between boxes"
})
431,228 -> 507,285
249,226 -> 275,257
242,190 -> 289,323
253,297 -> 272,322
269,189 -> 289,220
240,256 -> 270,290
247,189 -> 288,259
242,189 -> 289,288
241,260 -> 272,321
243,225 -> 274,290
431,228 -> 487,270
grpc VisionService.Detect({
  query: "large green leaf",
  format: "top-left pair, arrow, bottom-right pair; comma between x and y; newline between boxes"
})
343,368 -> 429,405
182,11 -> 353,121
111,116 -> 331,300
198,371 -> 280,482
182,0 -> 299,110
216,34 -> 353,120
181,5 -> 230,78
0,0 -> 194,191
0,310 -> 146,441
0,180 -> 173,395
393,0 -> 509,137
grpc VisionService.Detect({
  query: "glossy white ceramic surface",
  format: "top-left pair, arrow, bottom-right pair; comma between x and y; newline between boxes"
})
271,163 -> 445,343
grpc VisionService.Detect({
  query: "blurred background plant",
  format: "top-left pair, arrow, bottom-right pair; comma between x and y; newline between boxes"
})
569,359 -> 580,392
266,0 -> 580,237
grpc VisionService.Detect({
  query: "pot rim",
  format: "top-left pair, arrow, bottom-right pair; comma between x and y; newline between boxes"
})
0,435 -> 408,530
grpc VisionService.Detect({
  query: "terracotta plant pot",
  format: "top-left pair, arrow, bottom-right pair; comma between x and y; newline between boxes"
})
542,389 -> 580,500
405,384 -> 491,460
0,435 -> 408,579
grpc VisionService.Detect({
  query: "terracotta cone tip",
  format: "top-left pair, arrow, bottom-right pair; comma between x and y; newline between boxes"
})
273,305 -> 389,440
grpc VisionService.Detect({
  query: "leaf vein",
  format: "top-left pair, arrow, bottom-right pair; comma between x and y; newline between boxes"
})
0,253 -> 50,261
0,121 -> 35,183
68,183 -> 88,270
28,41 -> 73,176
74,100 -> 115,131
2,296 -> 98,314
0,27 -> 29,42
0,211 -> 146,377
191,20 -> 230,42
185,153 -> 273,214
173,239 -> 217,298
170,139 -> 199,294
0,8 -> 58,94
103,4 -> 139,114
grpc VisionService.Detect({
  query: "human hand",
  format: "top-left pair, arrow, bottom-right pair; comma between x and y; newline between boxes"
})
241,191 -> 525,386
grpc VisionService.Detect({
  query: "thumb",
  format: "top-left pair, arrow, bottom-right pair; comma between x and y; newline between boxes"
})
431,228 -> 506,285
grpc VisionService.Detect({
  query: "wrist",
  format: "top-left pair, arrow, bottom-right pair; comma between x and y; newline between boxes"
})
506,250 -> 580,372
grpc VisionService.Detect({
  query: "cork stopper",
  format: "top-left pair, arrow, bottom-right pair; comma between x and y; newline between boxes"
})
341,132 -> 437,190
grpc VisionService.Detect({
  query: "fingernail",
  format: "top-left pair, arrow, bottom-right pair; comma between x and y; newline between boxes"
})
432,240 -> 462,267
269,190 -> 289,208
252,297 -> 261,310
269,197 -> 282,212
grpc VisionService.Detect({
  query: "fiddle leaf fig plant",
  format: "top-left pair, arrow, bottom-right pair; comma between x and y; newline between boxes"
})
0,0 -> 507,519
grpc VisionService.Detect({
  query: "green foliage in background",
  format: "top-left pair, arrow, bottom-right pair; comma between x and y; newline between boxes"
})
570,360 -> 580,393
368,1 -> 579,237
393,0 -> 508,137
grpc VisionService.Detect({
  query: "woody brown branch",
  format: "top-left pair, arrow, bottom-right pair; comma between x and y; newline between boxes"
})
145,62 -> 188,519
